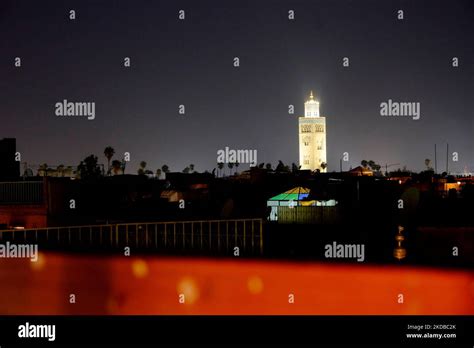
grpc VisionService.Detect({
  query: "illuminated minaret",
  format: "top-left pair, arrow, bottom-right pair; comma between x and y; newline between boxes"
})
299,91 -> 327,172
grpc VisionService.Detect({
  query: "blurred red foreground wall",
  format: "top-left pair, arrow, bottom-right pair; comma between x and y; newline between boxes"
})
0,253 -> 472,315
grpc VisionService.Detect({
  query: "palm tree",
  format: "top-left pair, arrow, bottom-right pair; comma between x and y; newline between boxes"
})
361,160 -> 368,168
265,163 -> 272,170
217,162 -> 224,177
182,166 -> 190,174
189,164 -> 195,173
321,162 -> 327,171
104,146 -> 115,175
227,162 -> 234,176
162,165 -> 170,173
156,168 -> 162,179
234,162 -> 239,174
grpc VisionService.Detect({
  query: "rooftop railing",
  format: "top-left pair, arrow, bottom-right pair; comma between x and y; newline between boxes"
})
0,218 -> 264,255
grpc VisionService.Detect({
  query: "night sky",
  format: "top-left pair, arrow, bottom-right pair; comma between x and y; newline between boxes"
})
1,0 -> 473,174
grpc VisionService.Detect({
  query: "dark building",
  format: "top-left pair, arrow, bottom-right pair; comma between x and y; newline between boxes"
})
0,138 -> 20,180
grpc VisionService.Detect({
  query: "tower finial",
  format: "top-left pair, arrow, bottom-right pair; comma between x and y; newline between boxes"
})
310,90 -> 314,99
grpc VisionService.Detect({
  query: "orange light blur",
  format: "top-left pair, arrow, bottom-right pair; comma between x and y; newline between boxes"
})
0,253 -> 472,315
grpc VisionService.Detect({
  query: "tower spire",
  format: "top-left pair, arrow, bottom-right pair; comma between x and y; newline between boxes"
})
304,90 -> 319,117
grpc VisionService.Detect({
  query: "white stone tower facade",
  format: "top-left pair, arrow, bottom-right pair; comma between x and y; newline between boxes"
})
298,91 -> 327,172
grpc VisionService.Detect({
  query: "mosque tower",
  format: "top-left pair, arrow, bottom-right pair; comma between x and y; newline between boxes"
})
298,91 -> 327,171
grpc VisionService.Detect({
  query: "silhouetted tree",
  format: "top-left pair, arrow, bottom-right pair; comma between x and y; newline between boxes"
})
361,159 -> 381,171
275,160 -> 290,172
104,146 -> 115,175
275,160 -> 285,172
138,161 -> 147,175
217,162 -> 224,177
78,155 -> 102,180
291,163 -> 300,173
